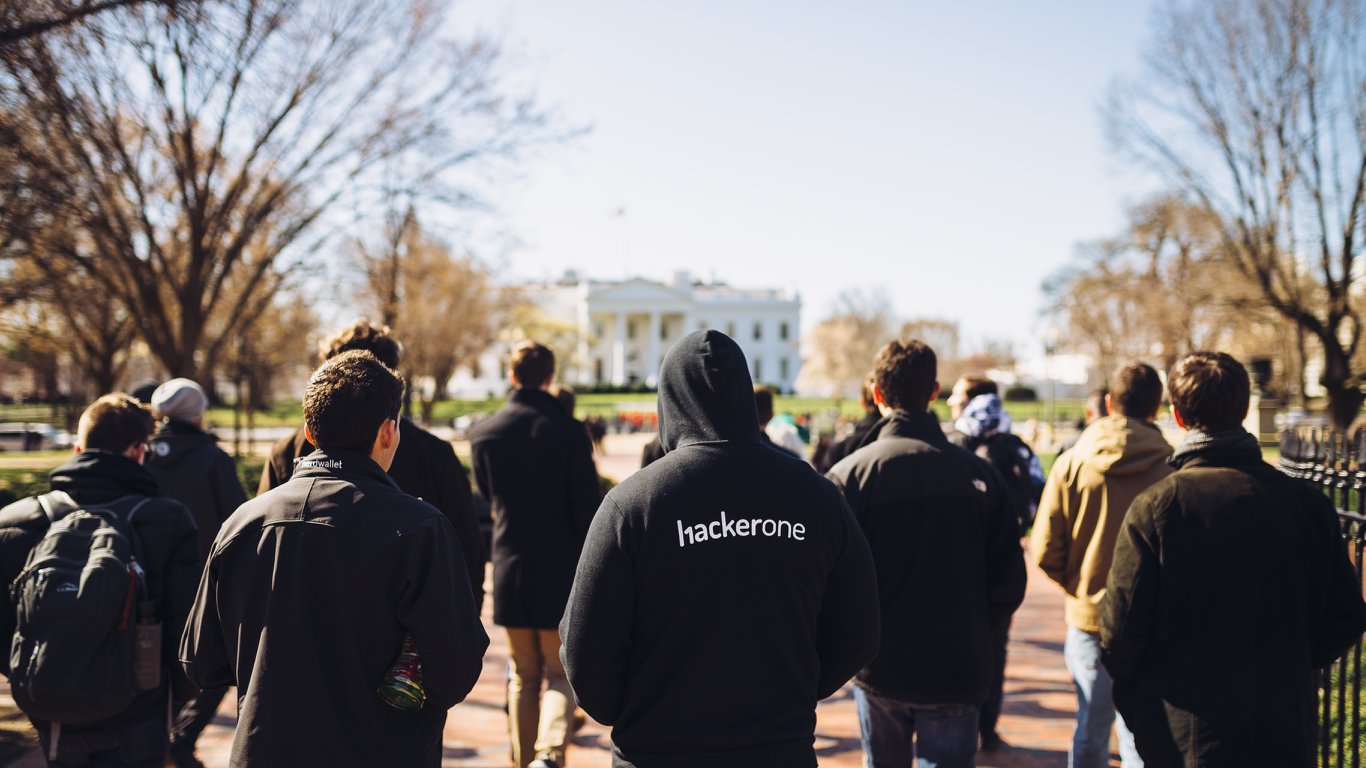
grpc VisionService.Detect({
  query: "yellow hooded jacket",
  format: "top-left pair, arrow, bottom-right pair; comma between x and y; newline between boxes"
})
1030,414 -> 1173,633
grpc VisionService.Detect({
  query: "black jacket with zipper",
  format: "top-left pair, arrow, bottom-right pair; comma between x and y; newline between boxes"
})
181,448 -> 488,768
826,409 -> 1027,705
561,330 -> 880,768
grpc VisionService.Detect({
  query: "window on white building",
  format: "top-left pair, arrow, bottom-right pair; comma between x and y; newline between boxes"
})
753,322 -> 762,340
726,322 -> 735,337
780,322 -> 789,341
754,358 -> 763,382
628,321 -> 637,340
780,357 -> 789,382
660,320 -> 668,340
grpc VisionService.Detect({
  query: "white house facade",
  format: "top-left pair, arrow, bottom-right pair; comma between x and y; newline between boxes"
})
449,272 -> 802,396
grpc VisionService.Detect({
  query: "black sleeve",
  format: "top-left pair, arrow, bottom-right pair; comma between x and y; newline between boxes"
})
396,516 -> 489,710
1100,493 -> 1163,682
180,551 -> 234,690
815,495 -> 881,698
566,425 -> 601,539
984,470 -> 1026,622
1307,490 -> 1366,667
560,497 -> 633,725
0,501 -> 43,677
428,439 -> 485,613
161,504 -> 203,703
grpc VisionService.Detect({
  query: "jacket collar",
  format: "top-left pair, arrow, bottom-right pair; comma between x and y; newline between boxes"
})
49,450 -> 160,503
867,408 -> 948,448
509,387 -> 563,413
1170,427 -> 1263,470
291,448 -> 400,490
156,419 -> 215,441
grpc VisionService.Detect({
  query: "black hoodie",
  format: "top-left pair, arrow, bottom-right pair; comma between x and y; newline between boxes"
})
561,330 -> 880,768
145,419 -> 246,561
0,451 -> 199,731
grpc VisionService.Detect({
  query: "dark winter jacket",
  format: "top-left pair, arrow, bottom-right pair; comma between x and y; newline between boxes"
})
815,410 -> 881,474
561,330 -> 880,768
260,418 -> 485,611
1100,430 -> 1366,767
0,451 -> 199,730
826,409 -> 1027,705
181,448 -> 488,768
471,388 -> 601,629
146,419 -> 246,561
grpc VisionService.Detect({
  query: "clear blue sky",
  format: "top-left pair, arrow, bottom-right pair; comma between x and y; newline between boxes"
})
447,1 -> 1161,358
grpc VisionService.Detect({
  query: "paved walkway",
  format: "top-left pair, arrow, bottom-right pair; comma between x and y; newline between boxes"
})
5,433 -> 1118,767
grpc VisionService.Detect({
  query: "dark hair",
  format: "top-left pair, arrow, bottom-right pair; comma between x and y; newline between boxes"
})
873,339 -> 938,412
859,377 -> 878,413
1109,363 -> 1162,418
303,350 -> 406,453
1086,388 -> 1109,419
78,394 -> 154,453
510,341 -> 555,388
1168,351 -> 1250,431
321,320 -> 402,368
960,375 -> 997,399
753,385 -> 775,424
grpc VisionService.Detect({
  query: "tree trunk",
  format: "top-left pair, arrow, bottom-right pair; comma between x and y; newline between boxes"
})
1319,336 -> 1364,429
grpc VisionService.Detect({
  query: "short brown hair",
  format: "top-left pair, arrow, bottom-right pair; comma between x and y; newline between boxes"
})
304,350 -> 406,453
873,339 -> 938,412
753,385 -> 775,424
77,394 -> 154,453
510,341 -> 555,388
320,321 -> 402,368
1109,363 -> 1162,418
1168,351 -> 1250,431
958,375 -> 997,400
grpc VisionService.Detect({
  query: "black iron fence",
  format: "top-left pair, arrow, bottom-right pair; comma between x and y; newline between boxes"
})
1280,428 -> 1366,767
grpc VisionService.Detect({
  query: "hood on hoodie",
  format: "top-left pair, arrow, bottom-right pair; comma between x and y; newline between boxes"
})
955,393 -> 1012,440
1069,413 -> 1173,476
657,330 -> 761,453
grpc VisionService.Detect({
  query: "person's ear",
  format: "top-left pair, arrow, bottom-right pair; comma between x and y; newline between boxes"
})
929,381 -> 940,404
303,424 -> 314,445
1104,393 -> 1114,415
1172,408 -> 1188,430
871,385 -> 888,407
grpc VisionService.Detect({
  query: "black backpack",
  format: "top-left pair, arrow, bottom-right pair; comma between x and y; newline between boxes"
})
8,492 -> 160,726
972,433 -> 1044,530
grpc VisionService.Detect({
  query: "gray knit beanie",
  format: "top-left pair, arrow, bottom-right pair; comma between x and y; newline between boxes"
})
152,378 -> 208,425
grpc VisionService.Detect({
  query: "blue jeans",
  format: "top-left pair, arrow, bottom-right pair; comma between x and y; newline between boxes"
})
853,686 -> 978,768
1064,626 -> 1142,768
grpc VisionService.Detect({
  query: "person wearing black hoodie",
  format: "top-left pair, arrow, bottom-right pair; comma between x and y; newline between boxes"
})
561,329 -> 881,768
143,378 -> 247,768
815,377 -> 882,474
180,351 -> 488,767
0,394 -> 199,768
826,339 -> 1027,767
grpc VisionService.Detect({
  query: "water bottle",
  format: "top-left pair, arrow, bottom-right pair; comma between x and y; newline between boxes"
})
377,634 -> 425,711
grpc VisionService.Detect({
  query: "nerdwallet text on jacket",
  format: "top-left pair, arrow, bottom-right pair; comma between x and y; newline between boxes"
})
676,510 -> 806,547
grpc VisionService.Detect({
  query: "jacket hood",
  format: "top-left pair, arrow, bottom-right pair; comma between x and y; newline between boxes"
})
954,394 -> 1012,439
657,330 -> 760,453
50,449 -> 160,503
1068,414 -> 1172,476
148,419 -> 217,469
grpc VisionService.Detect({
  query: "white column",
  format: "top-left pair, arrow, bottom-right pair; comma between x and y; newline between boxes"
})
646,311 -> 661,387
612,311 -> 627,385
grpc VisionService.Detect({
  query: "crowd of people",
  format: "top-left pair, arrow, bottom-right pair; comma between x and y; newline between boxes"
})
0,320 -> 1361,768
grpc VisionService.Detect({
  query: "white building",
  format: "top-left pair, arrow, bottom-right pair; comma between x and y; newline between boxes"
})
450,271 -> 802,396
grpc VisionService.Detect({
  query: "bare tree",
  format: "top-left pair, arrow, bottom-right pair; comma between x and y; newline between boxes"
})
1108,0 -> 1366,425
355,219 -> 506,423
802,289 -> 896,399
0,1 -> 176,46
0,0 -> 553,385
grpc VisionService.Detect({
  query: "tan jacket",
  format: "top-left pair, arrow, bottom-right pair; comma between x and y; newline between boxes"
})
1030,414 -> 1172,633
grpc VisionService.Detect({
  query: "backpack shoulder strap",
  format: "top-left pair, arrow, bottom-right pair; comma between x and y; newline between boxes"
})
35,491 -> 78,523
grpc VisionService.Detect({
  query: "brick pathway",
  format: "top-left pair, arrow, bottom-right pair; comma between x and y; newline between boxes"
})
5,433 -> 1120,767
